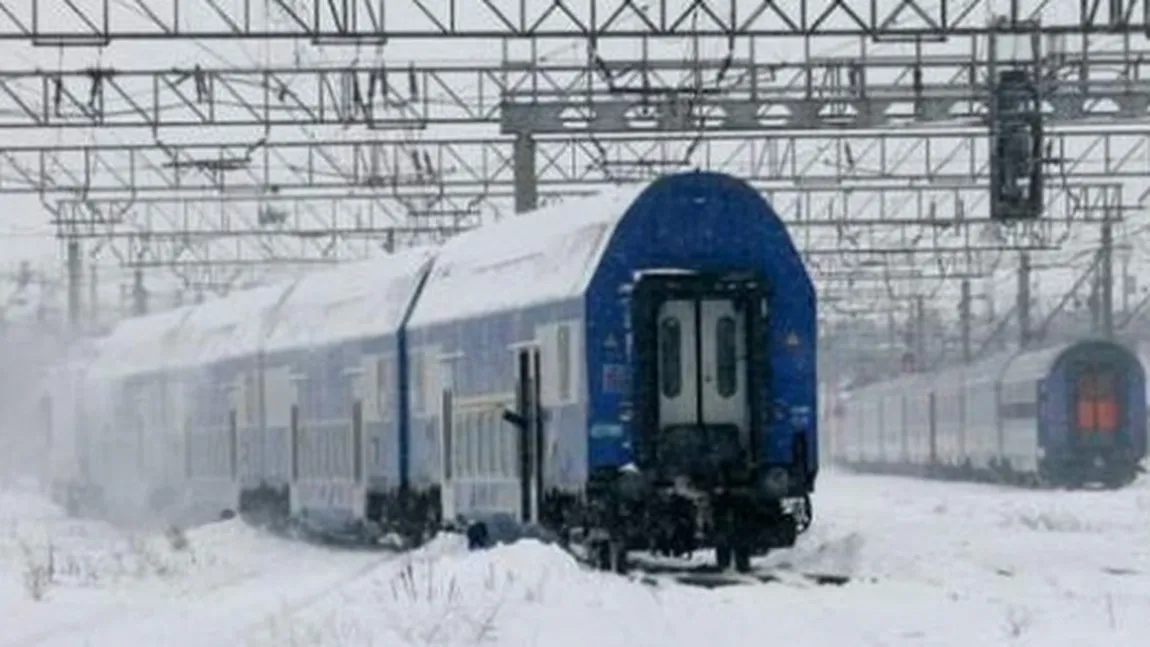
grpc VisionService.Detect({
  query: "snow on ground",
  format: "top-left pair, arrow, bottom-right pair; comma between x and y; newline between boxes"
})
0,481 -> 388,647
2,470 -> 1148,646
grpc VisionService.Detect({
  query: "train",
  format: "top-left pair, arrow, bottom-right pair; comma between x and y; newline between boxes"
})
829,339 -> 1147,488
40,171 -> 819,573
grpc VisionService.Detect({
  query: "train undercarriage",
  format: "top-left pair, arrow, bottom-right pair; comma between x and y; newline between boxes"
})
534,466 -> 812,574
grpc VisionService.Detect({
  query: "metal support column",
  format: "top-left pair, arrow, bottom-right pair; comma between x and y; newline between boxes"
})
914,295 -> 926,371
66,239 -> 81,333
132,268 -> 148,316
513,132 -> 538,214
89,263 -> 98,327
960,278 -> 972,362
1099,208 -> 1114,338
1018,251 -> 1032,348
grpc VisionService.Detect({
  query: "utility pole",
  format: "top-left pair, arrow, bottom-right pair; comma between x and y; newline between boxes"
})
66,240 -> 82,334
1018,251 -> 1032,348
132,269 -> 148,316
914,295 -> 926,371
960,278 -> 972,362
1098,204 -> 1114,338
1121,251 -> 1131,320
513,133 -> 538,214
89,262 -> 98,328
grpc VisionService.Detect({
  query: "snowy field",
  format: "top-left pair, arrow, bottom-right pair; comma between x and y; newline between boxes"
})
1,470 -> 1147,647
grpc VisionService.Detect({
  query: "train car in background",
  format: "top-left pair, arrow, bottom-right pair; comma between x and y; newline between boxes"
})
834,339 -> 1146,488
42,171 -> 819,573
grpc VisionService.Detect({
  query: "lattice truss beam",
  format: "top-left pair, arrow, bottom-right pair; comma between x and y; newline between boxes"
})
9,42 -> 1150,132
6,0 -> 1150,43
57,192 -> 489,269
53,178 -> 1123,286
6,1 -> 1144,310
11,129 -> 1150,196
31,127 -> 1130,292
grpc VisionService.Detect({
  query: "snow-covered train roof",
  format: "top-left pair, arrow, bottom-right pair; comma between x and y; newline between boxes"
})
406,185 -> 646,328
926,349 -> 1018,393
79,173 -> 804,378
168,283 -> 294,369
997,342 -> 1077,386
262,247 -> 435,354
85,250 -> 436,377
87,305 -> 196,378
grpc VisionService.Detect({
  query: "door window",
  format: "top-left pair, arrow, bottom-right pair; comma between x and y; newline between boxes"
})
715,315 -> 737,398
660,317 -> 682,398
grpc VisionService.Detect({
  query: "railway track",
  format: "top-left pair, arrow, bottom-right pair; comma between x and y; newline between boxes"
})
245,512 -> 855,591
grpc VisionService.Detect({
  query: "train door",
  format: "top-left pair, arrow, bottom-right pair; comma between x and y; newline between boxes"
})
1072,363 -> 1120,447
347,365 -> 366,489
513,347 -> 543,524
228,374 -> 254,486
438,355 -> 456,522
657,298 -> 749,443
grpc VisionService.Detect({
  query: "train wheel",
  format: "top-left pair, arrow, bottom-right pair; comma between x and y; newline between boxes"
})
592,540 -> 610,570
734,546 -> 752,574
715,544 -> 732,570
1103,471 -> 1135,490
592,539 -> 629,574
609,540 -> 629,574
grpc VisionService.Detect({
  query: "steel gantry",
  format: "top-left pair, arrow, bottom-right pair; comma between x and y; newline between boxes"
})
9,130 -> 1150,198
12,46 -> 1150,132
24,127 -> 1133,306
7,0 -> 1150,44
49,177 -> 1124,284
4,0 -> 1146,342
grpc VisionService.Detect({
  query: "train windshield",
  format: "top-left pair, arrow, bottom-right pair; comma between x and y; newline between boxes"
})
1073,365 -> 1120,440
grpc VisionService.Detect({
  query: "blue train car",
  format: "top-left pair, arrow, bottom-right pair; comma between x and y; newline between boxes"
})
44,171 -> 818,572
404,171 -> 817,571
254,248 -> 435,537
834,339 -> 1146,488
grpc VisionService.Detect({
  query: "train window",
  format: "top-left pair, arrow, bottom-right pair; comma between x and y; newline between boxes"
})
247,375 -> 259,426
455,413 -> 466,478
475,412 -> 486,476
352,401 -> 364,483
468,413 -> 479,478
465,412 -> 475,479
488,412 -> 498,476
381,356 -> 395,418
228,409 -> 238,479
467,413 -> 478,478
557,325 -> 572,402
660,317 -> 682,398
475,413 -> 485,477
442,390 -> 453,480
485,412 -> 498,476
290,404 -> 300,481
716,316 -> 737,398
412,354 -> 425,415
475,414 -> 485,477
500,411 -> 513,477
1077,369 -> 1119,432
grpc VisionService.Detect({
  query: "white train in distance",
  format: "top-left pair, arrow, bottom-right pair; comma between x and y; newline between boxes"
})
826,339 -> 1147,489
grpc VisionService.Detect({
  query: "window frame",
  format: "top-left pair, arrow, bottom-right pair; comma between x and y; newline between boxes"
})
659,316 -> 682,398
715,315 -> 738,399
